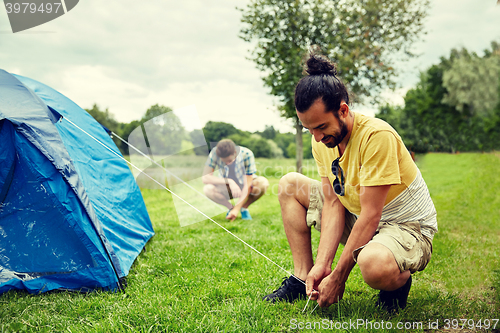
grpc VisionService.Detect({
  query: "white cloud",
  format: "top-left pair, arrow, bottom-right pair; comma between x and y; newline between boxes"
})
57,64 -> 293,132
395,0 -> 500,87
57,65 -> 150,120
161,79 -> 293,132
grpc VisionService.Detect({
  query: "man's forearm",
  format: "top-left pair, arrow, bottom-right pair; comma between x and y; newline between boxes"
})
202,174 -> 226,185
333,214 -> 380,281
315,199 -> 345,268
333,184 -> 391,282
233,184 -> 251,210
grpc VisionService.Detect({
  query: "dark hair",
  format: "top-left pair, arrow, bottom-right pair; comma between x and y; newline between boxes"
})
294,53 -> 349,114
216,139 -> 237,158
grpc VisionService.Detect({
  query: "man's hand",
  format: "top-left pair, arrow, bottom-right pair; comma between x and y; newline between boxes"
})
227,179 -> 241,198
306,265 -> 347,307
316,270 -> 346,307
305,264 -> 332,300
226,207 -> 239,222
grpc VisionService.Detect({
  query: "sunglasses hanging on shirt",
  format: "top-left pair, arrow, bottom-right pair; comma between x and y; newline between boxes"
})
331,157 -> 345,196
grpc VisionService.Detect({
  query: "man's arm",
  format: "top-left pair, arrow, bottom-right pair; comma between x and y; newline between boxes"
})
313,184 -> 391,307
226,174 -> 253,221
202,150 -> 232,186
226,148 -> 257,220
202,165 -> 241,203
305,177 -> 346,296
202,165 -> 226,185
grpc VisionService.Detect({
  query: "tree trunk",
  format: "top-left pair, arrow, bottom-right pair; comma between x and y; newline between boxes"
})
295,119 -> 303,174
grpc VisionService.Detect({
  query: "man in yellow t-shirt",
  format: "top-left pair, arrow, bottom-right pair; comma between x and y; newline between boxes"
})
263,53 -> 437,312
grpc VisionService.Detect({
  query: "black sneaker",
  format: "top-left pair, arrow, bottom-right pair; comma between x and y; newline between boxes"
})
376,275 -> 412,313
262,275 -> 307,303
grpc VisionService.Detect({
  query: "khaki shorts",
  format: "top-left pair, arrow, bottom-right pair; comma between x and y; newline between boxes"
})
213,176 -> 262,200
306,180 -> 433,273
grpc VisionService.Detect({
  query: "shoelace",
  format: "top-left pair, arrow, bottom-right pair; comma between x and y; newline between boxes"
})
272,277 -> 292,294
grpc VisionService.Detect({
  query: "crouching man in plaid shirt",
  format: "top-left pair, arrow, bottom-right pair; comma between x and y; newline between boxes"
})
202,139 -> 269,221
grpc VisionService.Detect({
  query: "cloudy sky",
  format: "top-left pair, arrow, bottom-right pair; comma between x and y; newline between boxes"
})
1,0 -> 499,133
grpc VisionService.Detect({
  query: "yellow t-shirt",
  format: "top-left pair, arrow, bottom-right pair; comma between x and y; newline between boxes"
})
312,112 -> 418,216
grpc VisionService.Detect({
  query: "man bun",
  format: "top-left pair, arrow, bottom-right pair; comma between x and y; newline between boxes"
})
295,52 -> 349,113
305,54 -> 338,76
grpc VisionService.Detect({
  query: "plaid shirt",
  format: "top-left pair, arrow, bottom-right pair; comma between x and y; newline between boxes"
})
205,146 -> 257,186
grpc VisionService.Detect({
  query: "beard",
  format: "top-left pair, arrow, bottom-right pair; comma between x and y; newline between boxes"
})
321,119 -> 348,148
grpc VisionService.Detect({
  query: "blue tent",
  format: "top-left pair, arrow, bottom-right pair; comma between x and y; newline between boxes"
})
0,70 -> 154,294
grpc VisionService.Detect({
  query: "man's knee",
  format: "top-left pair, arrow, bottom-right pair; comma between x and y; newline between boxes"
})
357,243 -> 400,289
278,172 -> 311,207
279,172 -> 304,198
203,184 -> 217,197
252,176 -> 269,195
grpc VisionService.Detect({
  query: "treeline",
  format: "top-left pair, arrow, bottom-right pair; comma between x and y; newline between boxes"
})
86,104 -> 313,159
89,42 -> 500,157
376,42 -> 500,153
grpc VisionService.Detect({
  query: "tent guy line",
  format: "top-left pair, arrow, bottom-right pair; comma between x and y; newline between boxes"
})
61,115 -> 309,286
302,293 -> 320,314
111,131 -> 218,211
112,127 -> 320,302
111,128 -> 319,307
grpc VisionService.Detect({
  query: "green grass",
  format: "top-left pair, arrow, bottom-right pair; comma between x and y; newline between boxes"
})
1,154 -> 499,332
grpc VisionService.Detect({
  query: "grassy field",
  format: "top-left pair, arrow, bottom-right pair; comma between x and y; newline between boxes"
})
1,153 -> 499,332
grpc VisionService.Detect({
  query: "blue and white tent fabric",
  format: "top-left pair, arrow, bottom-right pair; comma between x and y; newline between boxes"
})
0,69 -> 154,294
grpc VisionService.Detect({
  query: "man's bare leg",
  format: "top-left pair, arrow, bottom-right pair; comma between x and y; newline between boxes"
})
357,243 -> 412,311
203,184 -> 232,209
278,172 -> 315,281
242,176 -> 269,209
357,243 -> 411,291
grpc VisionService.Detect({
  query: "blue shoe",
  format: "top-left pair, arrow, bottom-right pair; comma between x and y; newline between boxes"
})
240,208 -> 252,220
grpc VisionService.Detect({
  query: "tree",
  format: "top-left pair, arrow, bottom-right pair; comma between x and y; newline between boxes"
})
302,132 -> 313,159
119,120 -> 141,155
129,104 -> 185,157
189,129 -> 209,156
377,43 -> 500,153
239,0 -> 429,172
287,133 -> 314,159
274,132 -> 295,158
202,121 -> 240,146
267,139 -> 284,158
287,142 -> 297,159
249,135 -> 273,158
228,132 -> 274,158
85,104 -> 120,132
85,104 -> 125,153
141,104 -> 174,122
85,104 -> 189,156
261,125 -> 277,140
442,47 -> 500,116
